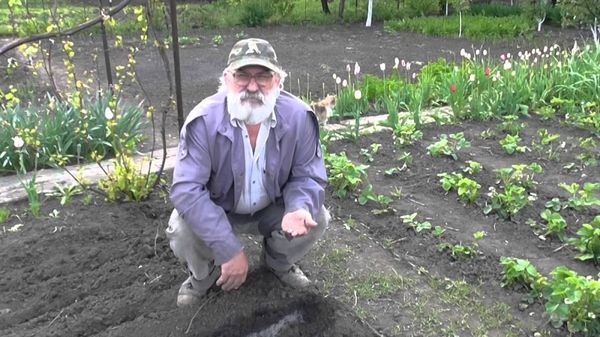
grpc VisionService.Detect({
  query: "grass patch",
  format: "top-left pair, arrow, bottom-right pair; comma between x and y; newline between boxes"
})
385,14 -> 533,40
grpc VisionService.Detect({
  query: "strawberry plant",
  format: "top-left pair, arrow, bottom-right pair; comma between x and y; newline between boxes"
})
500,257 -> 547,301
427,132 -> 471,160
358,184 -> 392,206
532,128 -> 564,161
393,123 -> 423,147
462,160 -> 482,175
497,115 -> 528,135
569,216 -> 600,265
559,182 -> 600,210
400,212 -> 432,233
545,267 -> 600,334
496,163 -> 543,191
540,209 -> 568,241
325,152 -> 369,199
576,137 -> 598,167
484,184 -> 533,220
439,172 -> 481,204
500,134 -> 529,155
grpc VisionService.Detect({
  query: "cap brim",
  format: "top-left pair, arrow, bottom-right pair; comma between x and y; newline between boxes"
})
229,57 -> 285,75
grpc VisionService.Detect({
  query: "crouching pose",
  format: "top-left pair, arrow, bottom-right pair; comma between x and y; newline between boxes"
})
166,38 -> 329,307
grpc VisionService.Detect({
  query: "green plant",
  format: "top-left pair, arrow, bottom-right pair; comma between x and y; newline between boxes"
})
21,175 -> 41,217
439,172 -> 481,204
240,0 -> 274,27
401,212 -> 432,233
545,197 -> 564,212
404,0 -> 441,17
500,134 -> 528,155
358,184 -> 392,206
97,155 -> 159,202
540,209 -> 568,241
532,128 -> 563,160
433,226 -> 446,237
47,182 -> 84,206
463,160 -> 482,175
0,208 -> 10,223
495,163 -> 543,191
212,34 -> 224,46
559,182 -> 600,210
569,216 -> 600,264
438,242 -> 476,259
500,257 -> 547,300
393,122 -> 423,147
427,132 -> 471,160
325,152 -> 368,199
545,266 -> 600,334
577,137 -> 598,167
484,184 -> 532,220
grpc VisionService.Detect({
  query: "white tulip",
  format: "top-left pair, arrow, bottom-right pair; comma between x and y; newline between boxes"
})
12,136 -> 24,149
104,107 -> 114,120
354,90 -> 362,100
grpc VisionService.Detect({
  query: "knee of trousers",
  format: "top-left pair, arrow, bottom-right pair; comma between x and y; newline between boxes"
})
165,209 -> 212,263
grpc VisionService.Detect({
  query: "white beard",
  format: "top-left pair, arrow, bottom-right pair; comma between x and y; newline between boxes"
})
227,88 -> 279,125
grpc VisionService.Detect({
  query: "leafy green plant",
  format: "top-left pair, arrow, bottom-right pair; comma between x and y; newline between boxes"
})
484,184 -> 532,220
532,128 -> 563,160
577,137 -> 598,167
438,242 -> 476,259
0,208 -> 10,223
500,257 -> 547,300
500,134 -> 529,155
427,132 -> 471,160
439,172 -> 481,204
433,226 -> 446,237
569,216 -> 600,264
559,182 -> 600,210
495,163 -> 543,191
47,183 -> 84,206
240,0 -> 274,27
358,184 -> 392,206
325,152 -> 368,199
497,115 -> 528,135
545,197 -> 564,212
401,212 -> 432,233
393,122 -> 423,147
540,209 -> 568,241
545,267 -> 600,334
97,155 -> 159,202
211,34 -> 224,46
463,160 -> 482,175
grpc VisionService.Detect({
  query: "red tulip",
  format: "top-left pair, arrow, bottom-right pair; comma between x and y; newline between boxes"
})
450,84 -> 457,93
485,67 -> 491,77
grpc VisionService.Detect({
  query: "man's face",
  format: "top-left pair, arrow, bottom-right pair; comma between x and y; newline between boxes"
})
225,65 -> 281,125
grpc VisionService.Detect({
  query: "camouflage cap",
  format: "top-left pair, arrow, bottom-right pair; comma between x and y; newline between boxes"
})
227,38 -> 284,74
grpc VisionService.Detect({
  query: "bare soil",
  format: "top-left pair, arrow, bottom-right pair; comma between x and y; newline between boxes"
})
1,23 -> 598,337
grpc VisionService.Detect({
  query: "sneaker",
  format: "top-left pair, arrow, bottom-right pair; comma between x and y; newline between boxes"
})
176,265 -> 220,307
272,265 -> 312,289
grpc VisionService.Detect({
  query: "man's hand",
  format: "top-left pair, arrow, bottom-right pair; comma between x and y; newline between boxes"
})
282,209 -> 317,237
217,251 -> 248,291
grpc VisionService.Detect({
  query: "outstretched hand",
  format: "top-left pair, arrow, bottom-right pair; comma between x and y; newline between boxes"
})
281,209 -> 317,237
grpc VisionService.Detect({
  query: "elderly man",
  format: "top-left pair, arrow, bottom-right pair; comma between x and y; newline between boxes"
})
166,38 -> 329,307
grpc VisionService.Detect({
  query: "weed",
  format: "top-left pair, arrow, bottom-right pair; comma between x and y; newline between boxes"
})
0,208 -> 10,223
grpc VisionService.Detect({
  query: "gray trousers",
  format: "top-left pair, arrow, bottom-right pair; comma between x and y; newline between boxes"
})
166,201 -> 329,281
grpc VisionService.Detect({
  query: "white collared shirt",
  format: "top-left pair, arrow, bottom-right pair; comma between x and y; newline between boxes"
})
233,115 -> 277,214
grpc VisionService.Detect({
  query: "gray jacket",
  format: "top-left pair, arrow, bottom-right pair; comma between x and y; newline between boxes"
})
170,90 -> 327,264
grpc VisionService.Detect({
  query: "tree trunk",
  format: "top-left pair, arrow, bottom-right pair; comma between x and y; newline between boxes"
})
320,0 -> 331,14
339,0 -> 346,20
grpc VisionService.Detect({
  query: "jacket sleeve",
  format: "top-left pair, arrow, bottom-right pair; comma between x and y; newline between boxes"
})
170,118 -> 242,265
282,111 -> 328,218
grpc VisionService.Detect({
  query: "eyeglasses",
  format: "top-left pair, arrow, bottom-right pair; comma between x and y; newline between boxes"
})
232,71 -> 274,86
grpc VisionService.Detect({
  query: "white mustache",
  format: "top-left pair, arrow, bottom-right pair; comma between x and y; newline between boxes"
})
241,92 -> 264,103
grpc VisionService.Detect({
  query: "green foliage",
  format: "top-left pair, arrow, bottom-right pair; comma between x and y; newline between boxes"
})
427,132 -> 471,160
500,257 -> 547,299
97,155 -> 158,202
545,267 -> 600,334
240,0 -> 274,27
469,4 -> 523,17
496,163 -> 543,191
439,172 -> 481,204
0,208 -> 10,223
557,0 -> 600,28
438,242 -> 477,259
569,216 -> 600,264
401,212 -> 432,233
404,0 -> 441,17
540,209 -> 568,241
385,15 -> 533,40
0,92 -> 146,174
325,152 -> 368,199
463,160 -> 482,175
484,184 -> 531,220
500,134 -> 529,155
497,115 -> 528,135
559,182 -> 600,210
358,184 -> 392,206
